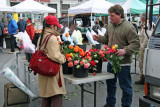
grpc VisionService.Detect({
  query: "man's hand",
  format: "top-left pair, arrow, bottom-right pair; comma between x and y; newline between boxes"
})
93,34 -> 99,41
116,49 -> 126,56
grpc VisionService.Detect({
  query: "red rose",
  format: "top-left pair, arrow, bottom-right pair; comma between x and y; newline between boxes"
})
103,58 -> 107,62
111,49 -> 116,53
89,49 -> 94,52
89,60 -> 96,66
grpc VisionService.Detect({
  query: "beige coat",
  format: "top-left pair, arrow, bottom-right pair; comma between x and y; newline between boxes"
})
37,27 -> 66,98
139,21 -> 154,77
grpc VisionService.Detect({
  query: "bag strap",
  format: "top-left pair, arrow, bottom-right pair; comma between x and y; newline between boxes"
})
40,34 -> 52,49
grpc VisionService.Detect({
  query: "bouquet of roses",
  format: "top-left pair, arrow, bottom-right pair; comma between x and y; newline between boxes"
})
66,45 -> 91,69
85,48 -> 105,74
104,44 -> 124,74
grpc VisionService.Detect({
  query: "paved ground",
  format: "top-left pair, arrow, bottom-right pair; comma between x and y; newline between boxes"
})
0,48 -> 144,107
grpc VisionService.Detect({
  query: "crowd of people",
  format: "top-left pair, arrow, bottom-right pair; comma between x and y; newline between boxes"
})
0,4 -> 154,107
0,14 -> 35,53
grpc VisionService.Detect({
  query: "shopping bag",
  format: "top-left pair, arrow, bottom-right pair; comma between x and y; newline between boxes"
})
3,38 -> 6,49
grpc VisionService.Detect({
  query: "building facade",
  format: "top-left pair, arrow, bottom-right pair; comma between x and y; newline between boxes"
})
8,0 -> 81,18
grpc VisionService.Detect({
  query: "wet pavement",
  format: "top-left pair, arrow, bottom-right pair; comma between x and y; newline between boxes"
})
0,49 -> 144,107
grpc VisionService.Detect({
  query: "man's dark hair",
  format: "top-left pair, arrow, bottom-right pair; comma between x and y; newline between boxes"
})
108,5 -> 124,18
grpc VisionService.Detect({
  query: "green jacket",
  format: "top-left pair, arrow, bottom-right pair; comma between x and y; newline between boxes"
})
98,19 -> 140,64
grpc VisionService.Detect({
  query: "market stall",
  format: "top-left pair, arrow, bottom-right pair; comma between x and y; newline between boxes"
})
12,0 -> 56,14
122,0 -> 159,14
0,5 -> 13,12
68,0 -> 114,28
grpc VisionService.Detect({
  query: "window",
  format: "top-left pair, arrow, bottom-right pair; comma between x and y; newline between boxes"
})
61,4 -> 70,11
10,2 -> 19,6
154,19 -> 160,37
48,4 -> 57,10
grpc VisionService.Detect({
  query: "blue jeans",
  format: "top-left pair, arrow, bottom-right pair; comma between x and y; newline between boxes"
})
106,63 -> 132,107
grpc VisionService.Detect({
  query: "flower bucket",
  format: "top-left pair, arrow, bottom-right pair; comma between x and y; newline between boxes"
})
89,60 -> 103,73
73,66 -> 88,78
92,44 -> 101,49
62,62 -> 72,74
78,44 -> 87,51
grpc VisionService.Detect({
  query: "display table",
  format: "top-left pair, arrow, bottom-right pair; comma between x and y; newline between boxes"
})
64,72 -> 114,107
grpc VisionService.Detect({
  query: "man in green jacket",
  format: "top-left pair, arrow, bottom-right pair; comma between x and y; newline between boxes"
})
93,5 -> 140,107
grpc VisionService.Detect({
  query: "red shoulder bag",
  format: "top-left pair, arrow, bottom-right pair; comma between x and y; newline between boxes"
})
29,34 -> 62,87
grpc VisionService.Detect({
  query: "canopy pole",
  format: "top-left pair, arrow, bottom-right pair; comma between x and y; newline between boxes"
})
130,9 -> 132,22
68,14 -> 69,28
91,12 -> 92,30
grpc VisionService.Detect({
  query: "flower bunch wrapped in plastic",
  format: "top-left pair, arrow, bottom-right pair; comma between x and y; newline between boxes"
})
104,44 -> 124,74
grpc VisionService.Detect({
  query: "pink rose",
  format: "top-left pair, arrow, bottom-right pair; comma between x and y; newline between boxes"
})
100,54 -> 105,58
67,57 -> 72,62
104,45 -> 108,49
99,50 -> 103,55
80,60 -> 85,65
68,62 -> 73,67
84,63 -> 89,68
74,60 -> 79,65
107,51 -> 111,54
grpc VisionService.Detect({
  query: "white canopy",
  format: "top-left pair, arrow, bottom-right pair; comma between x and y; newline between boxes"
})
0,5 -> 13,12
68,0 -> 114,14
12,0 -> 56,14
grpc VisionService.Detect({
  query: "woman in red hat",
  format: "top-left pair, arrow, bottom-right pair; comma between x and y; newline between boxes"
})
26,19 -> 34,40
37,15 -> 66,107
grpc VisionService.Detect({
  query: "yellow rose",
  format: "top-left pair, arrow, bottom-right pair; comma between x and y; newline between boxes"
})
69,53 -> 73,57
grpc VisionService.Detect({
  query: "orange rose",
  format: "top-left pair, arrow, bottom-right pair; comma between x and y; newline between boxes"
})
75,45 -> 80,49
65,53 -> 70,59
57,37 -> 59,41
65,33 -> 69,37
86,56 -> 92,60
69,45 -> 73,49
74,48 -> 79,53
80,51 -> 85,56
79,48 -> 84,52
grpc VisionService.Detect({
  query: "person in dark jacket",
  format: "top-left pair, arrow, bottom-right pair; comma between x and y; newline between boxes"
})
0,22 -> 4,52
93,5 -> 140,107
7,14 -> 18,53
92,20 -> 100,34
17,17 -> 26,32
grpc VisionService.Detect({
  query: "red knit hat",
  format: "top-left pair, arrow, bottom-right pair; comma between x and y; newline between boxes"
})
45,15 -> 61,28
26,19 -> 31,23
